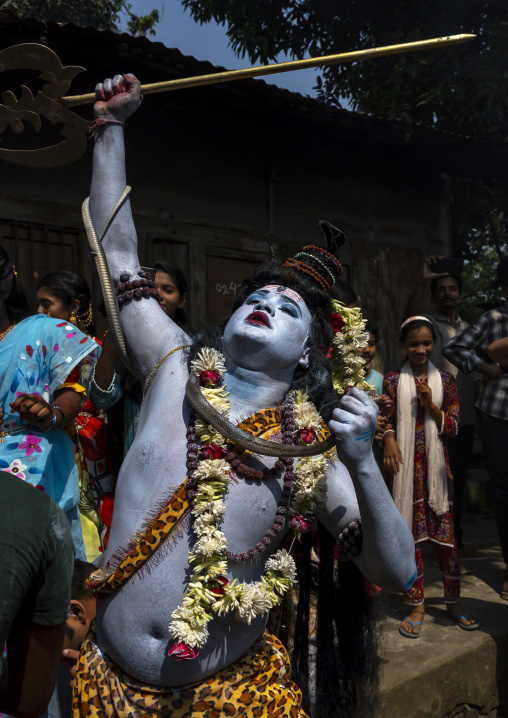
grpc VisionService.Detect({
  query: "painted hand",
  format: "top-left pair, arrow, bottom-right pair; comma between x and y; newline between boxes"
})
94,73 -> 142,122
328,387 -> 378,467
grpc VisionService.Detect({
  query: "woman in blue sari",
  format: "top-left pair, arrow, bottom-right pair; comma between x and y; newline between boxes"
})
0,248 -> 98,559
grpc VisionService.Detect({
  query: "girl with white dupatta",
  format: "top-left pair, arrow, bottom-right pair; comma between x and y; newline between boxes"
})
383,316 -> 479,637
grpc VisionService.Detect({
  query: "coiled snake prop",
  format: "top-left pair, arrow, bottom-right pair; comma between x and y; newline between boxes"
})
82,189 -> 336,458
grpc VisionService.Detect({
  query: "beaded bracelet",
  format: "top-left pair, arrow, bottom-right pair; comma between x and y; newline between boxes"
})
114,270 -> 162,309
337,517 -> 363,562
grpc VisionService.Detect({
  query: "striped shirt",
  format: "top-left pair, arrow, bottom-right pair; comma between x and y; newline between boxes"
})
443,301 -> 508,421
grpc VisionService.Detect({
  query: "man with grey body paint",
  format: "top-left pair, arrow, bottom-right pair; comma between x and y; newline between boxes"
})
74,72 -> 416,715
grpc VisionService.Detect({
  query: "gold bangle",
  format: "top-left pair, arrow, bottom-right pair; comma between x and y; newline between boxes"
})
144,345 -> 192,395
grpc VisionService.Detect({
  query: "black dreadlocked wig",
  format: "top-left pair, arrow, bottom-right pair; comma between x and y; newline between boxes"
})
188,260 -> 381,717
0,246 -> 31,323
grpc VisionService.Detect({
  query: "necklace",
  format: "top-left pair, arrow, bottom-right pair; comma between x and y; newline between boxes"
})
329,301 -> 371,395
186,391 -> 296,563
0,323 -> 15,342
167,348 -> 330,661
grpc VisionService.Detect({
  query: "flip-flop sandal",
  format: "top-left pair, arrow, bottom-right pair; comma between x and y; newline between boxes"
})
447,611 -> 479,631
399,615 -> 423,639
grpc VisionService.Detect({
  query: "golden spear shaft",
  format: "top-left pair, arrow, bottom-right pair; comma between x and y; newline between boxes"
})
61,33 -> 475,109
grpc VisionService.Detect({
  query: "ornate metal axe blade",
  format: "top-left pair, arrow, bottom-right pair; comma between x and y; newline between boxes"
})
0,43 -> 90,167
0,34 -> 475,168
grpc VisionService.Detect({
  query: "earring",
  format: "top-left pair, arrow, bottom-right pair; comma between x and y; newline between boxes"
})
77,305 -> 93,329
70,311 -> 77,325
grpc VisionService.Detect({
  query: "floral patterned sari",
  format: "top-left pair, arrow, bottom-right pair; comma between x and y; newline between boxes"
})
0,314 -> 98,556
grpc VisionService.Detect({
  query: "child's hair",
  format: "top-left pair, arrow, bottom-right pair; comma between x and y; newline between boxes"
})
365,322 -> 379,342
71,558 -> 96,601
399,315 -> 436,341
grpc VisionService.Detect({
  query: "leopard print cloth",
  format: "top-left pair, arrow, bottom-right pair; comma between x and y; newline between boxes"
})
72,622 -> 309,718
88,478 -> 191,596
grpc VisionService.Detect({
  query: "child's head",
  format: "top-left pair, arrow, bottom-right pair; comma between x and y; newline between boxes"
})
360,322 -> 379,367
63,559 -> 97,652
399,316 -> 435,369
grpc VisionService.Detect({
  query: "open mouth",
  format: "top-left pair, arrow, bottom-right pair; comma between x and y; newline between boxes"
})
246,311 -> 271,328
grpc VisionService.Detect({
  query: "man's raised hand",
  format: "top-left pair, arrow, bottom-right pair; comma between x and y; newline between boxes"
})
94,73 -> 142,123
422,255 -> 448,282
328,387 -> 378,467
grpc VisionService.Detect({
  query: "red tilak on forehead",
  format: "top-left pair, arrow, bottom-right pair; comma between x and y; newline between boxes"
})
263,285 -> 303,303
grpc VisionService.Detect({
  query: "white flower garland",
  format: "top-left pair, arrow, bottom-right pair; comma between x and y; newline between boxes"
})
168,349 -> 329,654
329,299 -> 371,395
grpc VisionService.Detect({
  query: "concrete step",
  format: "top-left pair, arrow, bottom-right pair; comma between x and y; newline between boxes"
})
375,513 -> 508,718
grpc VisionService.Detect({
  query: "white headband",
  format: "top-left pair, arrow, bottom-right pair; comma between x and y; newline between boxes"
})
400,315 -> 433,332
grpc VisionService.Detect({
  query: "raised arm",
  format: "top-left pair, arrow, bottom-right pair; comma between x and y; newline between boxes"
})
318,388 -> 416,593
89,74 -> 189,380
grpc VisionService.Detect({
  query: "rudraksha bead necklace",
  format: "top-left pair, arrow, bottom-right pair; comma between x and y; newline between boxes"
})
186,392 -> 297,563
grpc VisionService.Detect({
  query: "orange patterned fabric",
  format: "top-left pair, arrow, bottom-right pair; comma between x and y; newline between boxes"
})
72,622 -> 309,718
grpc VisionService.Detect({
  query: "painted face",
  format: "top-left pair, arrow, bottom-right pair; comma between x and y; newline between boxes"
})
223,285 -> 312,371
431,276 -> 461,313
36,286 -> 72,321
360,332 -> 377,366
401,326 -> 435,369
154,270 -> 186,320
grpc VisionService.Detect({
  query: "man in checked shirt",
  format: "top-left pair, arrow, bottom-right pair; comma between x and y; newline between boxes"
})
443,257 -> 508,602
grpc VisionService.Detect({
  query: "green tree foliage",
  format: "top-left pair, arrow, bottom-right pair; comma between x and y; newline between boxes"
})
180,0 -> 507,141
181,0 -> 508,312
0,0 -> 160,35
